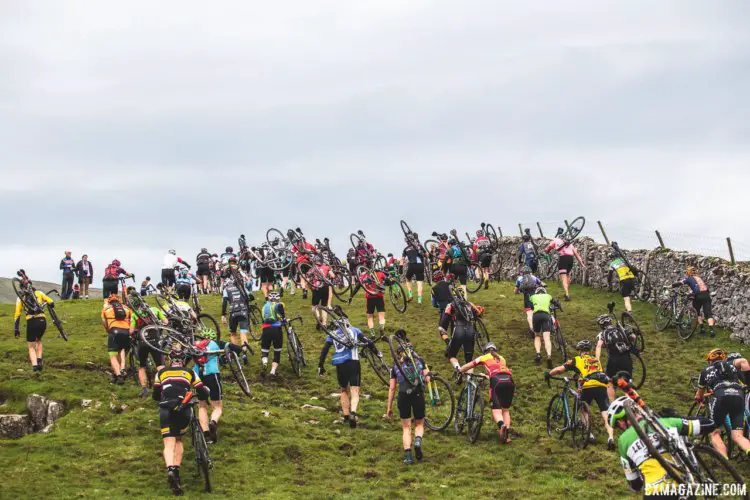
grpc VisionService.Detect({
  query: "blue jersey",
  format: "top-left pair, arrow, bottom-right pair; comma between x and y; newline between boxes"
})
390,358 -> 425,391
515,274 -> 542,294
681,276 -> 709,294
448,246 -> 468,264
176,273 -> 194,286
262,302 -> 284,328
517,242 -> 537,265
193,340 -> 221,376
325,327 -> 363,366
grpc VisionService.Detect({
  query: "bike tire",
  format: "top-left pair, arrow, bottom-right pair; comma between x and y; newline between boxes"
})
330,265 -> 352,302
128,350 -> 140,385
424,375 -> 455,432
473,318 -> 490,353
552,321 -> 567,362
140,325 -> 191,355
485,224 -> 499,249
287,332 -> 301,378
631,352 -> 646,390
621,312 -> 645,353
539,254 -> 558,281
12,278 -> 39,312
565,217 -> 586,241
266,228 -> 286,247
197,314 -> 221,342
546,394 -> 567,438
693,444 -> 749,499
572,401 -> 591,449
400,220 -> 413,238
466,264 -> 483,294
467,390 -> 485,444
192,419 -> 212,493
247,304 -> 262,340
454,388 -> 467,435
362,347 -> 390,386
387,336 -> 420,388
388,282 -> 407,314
227,351 -> 252,397
653,303 -> 673,331
48,306 -> 69,341
350,233 -> 364,250
373,255 -> 387,271
676,308 -> 698,340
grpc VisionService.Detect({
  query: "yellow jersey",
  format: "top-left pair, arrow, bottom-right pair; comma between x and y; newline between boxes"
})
564,354 -> 607,389
14,290 -> 53,321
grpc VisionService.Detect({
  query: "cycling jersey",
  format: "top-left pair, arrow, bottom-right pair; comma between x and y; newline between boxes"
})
175,273 -> 194,287
402,247 -> 423,265
698,361 -> 742,394
196,252 -> 211,265
447,246 -> 468,265
153,366 -> 206,403
130,306 -> 167,330
517,241 -> 537,265
262,302 -> 285,328
609,257 -> 635,281
14,290 -> 53,321
220,252 -> 237,267
474,353 -> 512,378
163,253 -> 188,269
293,241 -> 317,263
545,238 -> 574,257
322,326 -> 364,365
515,275 -> 542,294
309,264 -> 331,290
355,242 -> 376,264
358,270 -> 387,299
680,275 -> 709,294
104,264 -> 128,280
101,301 -> 132,331
529,293 -> 552,314
473,236 -> 491,252
193,339 -> 221,376
563,354 -> 607,389
597,326 -> 632,355
221,282 -> 249,316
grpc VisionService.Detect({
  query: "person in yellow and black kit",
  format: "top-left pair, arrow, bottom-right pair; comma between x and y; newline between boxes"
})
153,346 -> 210,496
607,250 -> 636,313
14,287 -> 55,372
546,339 -> 616,450
101,295 -> 132,384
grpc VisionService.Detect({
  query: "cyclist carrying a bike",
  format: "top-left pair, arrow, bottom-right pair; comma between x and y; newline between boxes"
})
101,294 -> 133,385
595,314 -> 637,402
473,229 -> 493,290
193,328 -> 243,444
102,259 -> 133,299
195,248 -> 212,295
517,233 -> 538,274
350,268 -> 391,339
13,280 -> 55,372
607,249 -> 636,313
260,291 -> 286,378
547,339 -> 615,449
607,396 -> 716,497
695,348 -> 750,459
443,238 -> 469,296
544,228 -> 585,301
221,278 -> 253,363
402,238 -> 426,305
529,287 -> 558,368
291,233 -> 318,300
439,298 -> 484,370
161,249 -> 191,288
153,346 -> 210,496
385,330 -> 431,465
175,268 -> 195,301
430,270 -> 452,316
458,342 -> 515,444
128,288 -> 168,397
318,313 -> 377,429
515,266 -> 544,336
309,255 -> 335,329
673,266 -> 715,337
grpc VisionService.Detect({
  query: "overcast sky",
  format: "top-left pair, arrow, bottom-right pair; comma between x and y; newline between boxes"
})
2,1 -> 749,283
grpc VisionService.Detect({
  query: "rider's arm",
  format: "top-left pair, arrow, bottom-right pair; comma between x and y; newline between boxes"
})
620,456 -> 643,492
549,360 -> 573,377
607,267 -> 614,287
595,336 -> 604,359
318,338 -> 332,369
221,294 -> 229,316
438,310 -> 452,332
217,340 -> 243,353
276,303 -> 286,319
385,373 -> 397,415
573,245 -> 584,266
192,374 -> 210,401
152,374 -> 163,401
459,355 -> 484,373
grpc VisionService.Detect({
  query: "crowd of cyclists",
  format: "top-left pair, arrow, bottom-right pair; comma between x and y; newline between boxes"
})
9,217 -> 747,498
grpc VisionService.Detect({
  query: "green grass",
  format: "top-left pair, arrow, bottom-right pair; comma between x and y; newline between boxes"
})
0,282 -> 747,499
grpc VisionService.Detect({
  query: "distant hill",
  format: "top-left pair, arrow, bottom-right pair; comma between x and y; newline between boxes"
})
0,277 -> 101,304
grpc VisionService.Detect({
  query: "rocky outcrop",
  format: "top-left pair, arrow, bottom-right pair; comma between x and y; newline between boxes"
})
0,414 -> 32,439
0,395 -> 65,438
493,237 -> 750,343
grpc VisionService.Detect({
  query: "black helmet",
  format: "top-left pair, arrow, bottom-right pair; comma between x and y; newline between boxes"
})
226,246 -> 233,253
597,314 -> 614,328
576,339 -> 593,352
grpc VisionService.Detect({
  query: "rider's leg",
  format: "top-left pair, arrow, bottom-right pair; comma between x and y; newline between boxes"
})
623,295 -> 632,313
542,331 -> 552,358
710,428 -> 729,458
561,272 -> 570,297
401,418 -> 413,450
210,400 -> 223,425
378,311 -> 386,336
349,385 -> 360,414
270,328 -> 282,375
417,280 -> 423,301
27,341 -> 38,367
198,400 -> 210,432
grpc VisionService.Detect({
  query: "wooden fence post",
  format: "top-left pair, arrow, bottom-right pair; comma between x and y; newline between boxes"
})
518,224 -> 524,237
727,237 -> 736,265
597,220 -> 610,245
655,230 -> 665,249
536,222 -> 545,238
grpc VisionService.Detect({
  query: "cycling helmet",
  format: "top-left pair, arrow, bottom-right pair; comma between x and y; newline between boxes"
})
112,259 -> 121,266
169,249 -> 176,255
597,314 -> 614,328
145,276 -> 151,281
395,329 -> 408,340
607,396 -> 630,427
534,286 -> 547,295
556,227 -> 565,236
439,233 -> 448,241
226,246 -> 233,253
476,230 -> 484,237
387,253 -> 393,258
575,339 -> 593,352
195,326 -> 217,341
483,342 -> 497,353
706,348 -> 727,362
268,291 -> 281,302
313,254 -> 324,265
448,238 -> 457,245
727,352 -> 743,363
201,247 -> 208,253
522,265 -> 532,275
432,270 -> 445,282
609,248 -> 618,259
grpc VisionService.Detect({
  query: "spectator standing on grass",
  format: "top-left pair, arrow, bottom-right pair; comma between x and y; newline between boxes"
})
59,250 -> 75,299
75,254 -> 93,299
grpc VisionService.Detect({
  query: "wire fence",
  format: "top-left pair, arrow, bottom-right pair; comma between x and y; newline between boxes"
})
512,219 -> 749,264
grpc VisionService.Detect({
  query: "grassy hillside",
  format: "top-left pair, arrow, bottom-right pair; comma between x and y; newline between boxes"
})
0,281 -> 747,499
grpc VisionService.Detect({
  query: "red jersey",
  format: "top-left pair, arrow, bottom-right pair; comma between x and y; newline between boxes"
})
475,353 -> 512,378
309,264 -> 331,290
293,241 -> 317,263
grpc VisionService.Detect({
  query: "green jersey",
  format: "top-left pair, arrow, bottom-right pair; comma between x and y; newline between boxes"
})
130,306 -> 166,329
530,293 -> 552,314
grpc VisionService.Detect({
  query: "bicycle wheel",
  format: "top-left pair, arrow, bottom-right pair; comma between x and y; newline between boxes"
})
693,444 -> 749,499
676,307 -> 698,340
227,351 -> 252,397
330,265 -> 352,302
47,306 -> 69,341
546,394 -> 567,438
565,217 -> 585,241
631,352 -> 646,390
350,232 -> 364,250
467,390 -> 485,444
286,329 -> 302,377
538,255 -> 558,281
621,312 -> 644,353
688,399 -> 708,418
140,325 -> 192,355
388,282 -> 407,313
387,336 -> 420,388
485,224 -> 499,249
266,228 -> 286,247
637,273 -> 653,301
473,318 -> 490,353
466,264 -> 483,294
373,255 -> 387,271
400,220 -> 413,237
571,400 -> 591,449
197,314 -> 221,342
127,349 -> 140,385
362,347 -> 390,386
424,375 -> 455,432
654,303 -> 673,331
192,418 -> 212,493
552,322 -> 567,362
454,389 -> 467,435
12,278 -> 39,311
248,305 -> 261,341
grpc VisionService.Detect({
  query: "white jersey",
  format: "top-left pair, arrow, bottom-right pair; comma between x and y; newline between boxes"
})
163,253 -> 179,269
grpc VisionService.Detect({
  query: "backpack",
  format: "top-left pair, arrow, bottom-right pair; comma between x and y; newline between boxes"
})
109,298 -> 127,320
518,275 -> 538,293
603,326 -> 631,354
104,264 -> 120,280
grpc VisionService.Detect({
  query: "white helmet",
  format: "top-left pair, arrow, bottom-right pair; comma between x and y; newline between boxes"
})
607,396 -> 630,427
168,249 -> 176,255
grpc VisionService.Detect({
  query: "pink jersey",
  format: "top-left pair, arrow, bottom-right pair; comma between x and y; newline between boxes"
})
546,238 -> 575,257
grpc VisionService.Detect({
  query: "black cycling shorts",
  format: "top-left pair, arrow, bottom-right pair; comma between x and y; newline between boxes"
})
397,389 -> 426,420
196,264 -> 210,277
102,279 -> 119,299
605,353 -> 633,379
260,326 -> 282,351
710,390 -> 745,430
489,374 -> 515,409
26,317 -> 47,343
558,255 -> 574,275
452,263 -> 468,285
620,278 -> 635,297
479,253 -> 492,268
447,323 -> 475,362
107,328 -> 131,354
201,373 -> 223,401
229,314 -> 249,334
260,268 -> 275,285
176,284 -> 191,300
137,341 -> 164,368
693,291 -> 713,319
532,311 -> 552,334
366,296 -> 385,314
523,293 -> 533,311
159,406 -> 192,438
312,287 -> 330,307
582,386 -> 610,412
336,360 -> 361,388
405,263 -> 425,282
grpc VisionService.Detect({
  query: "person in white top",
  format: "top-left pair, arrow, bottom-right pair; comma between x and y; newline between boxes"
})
161,249 -> 191,287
